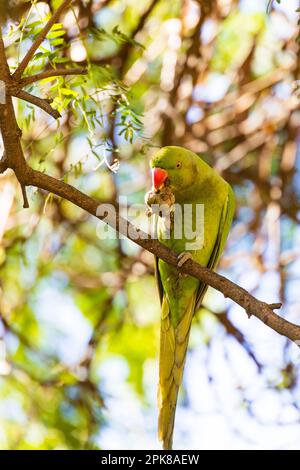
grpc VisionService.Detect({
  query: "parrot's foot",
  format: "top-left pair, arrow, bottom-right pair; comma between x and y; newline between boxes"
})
177,252 -> 193,267
145,206 -> 153,217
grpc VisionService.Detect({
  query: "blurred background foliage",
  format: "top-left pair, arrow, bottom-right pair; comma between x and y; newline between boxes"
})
0,0 -> 300,450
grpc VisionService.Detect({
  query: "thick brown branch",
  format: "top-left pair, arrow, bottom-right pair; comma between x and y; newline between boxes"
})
16,166 -> 300,344
13,0 -> 73,80
0,153 -> 8,173
0,28 -> 10,79
14,90 -> 61,119
21,67 -> 88,86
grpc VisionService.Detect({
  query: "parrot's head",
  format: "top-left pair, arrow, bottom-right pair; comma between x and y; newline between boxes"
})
150,146 -> 199,195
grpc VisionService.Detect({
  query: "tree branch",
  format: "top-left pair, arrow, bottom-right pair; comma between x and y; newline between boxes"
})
21,67 -> 88,86
0,27 -> 10,79
14,90 -> 61,119
16,166 -> 300,344
13,0 -> 73,80
0,152 -> 8,173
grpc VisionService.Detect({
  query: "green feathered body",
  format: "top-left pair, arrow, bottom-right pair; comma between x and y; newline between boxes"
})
150,147 -> 235,449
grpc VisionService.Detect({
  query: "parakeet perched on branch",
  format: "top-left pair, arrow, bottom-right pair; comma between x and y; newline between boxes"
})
145,146 -> 235,450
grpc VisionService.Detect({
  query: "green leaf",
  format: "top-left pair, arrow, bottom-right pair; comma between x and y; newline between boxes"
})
60,88 -> 78,97
51,38 -> 65,47
48,30 -> 65,39
51,23 -> 64,31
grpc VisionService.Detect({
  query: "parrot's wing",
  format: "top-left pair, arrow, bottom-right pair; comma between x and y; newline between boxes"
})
194,185 -> 235,312
154,185 -> 235,309
155,254 -> 164,305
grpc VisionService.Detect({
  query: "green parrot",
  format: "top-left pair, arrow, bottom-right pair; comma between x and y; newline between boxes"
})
147,146 -> 235,450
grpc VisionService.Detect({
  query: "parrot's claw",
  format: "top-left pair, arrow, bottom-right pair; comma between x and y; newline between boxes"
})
145,207 -> 153,217
177,252 -> 193,268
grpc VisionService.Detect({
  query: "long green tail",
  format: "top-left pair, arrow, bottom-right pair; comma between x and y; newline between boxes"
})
158,295 -> 195,450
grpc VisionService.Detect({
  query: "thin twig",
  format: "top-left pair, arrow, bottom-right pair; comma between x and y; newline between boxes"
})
14,90 -> 61,119
21,67 -> 88,86
13,0 -> 73,80
21,183 -> 29,208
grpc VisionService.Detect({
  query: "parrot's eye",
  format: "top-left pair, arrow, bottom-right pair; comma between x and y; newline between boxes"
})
176,162 -> 182,169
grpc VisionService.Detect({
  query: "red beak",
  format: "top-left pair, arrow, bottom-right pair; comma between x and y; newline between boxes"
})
152,168 -> 168,191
